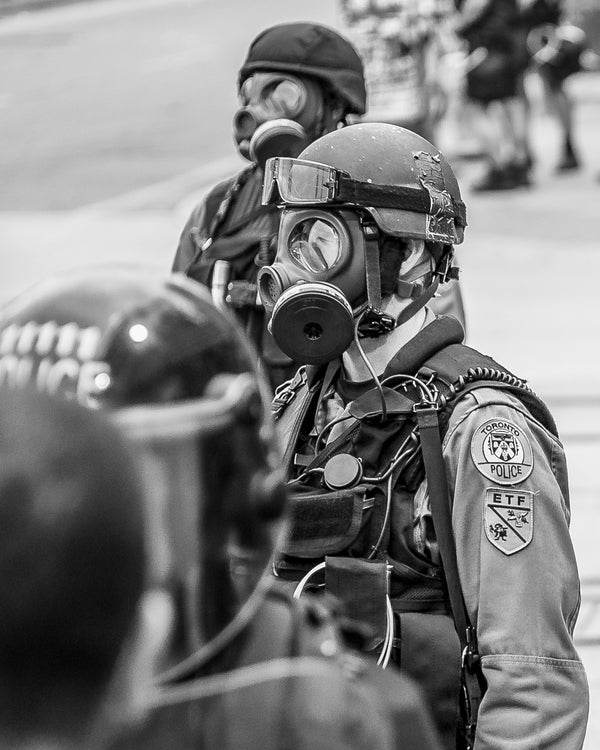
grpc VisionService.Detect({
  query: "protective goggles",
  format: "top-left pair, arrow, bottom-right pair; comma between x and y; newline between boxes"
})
262,157 -> 467,228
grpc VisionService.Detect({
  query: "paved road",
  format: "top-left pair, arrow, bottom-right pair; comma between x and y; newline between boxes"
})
2,1 -> 600,745
0,0 -> 337,209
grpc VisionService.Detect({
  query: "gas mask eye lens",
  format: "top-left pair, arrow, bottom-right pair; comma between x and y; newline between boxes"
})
268,79 -> 304,115
289,219 -> 341,273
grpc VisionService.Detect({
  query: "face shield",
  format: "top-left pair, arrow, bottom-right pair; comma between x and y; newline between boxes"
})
0,269 -> 287,677
111,372 -> 283,668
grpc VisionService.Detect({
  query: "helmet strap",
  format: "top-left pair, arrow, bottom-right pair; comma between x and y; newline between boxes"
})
356,221 -> 395,338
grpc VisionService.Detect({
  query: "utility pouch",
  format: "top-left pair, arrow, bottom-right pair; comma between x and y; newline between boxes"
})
392,611 -> 462,748
325,556 -> 390,652
277,486 -> 373,559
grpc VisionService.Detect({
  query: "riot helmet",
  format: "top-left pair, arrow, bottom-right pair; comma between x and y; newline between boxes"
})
258,123 -> 466,365
0,268 -> 286,672
234,23 -> 366,166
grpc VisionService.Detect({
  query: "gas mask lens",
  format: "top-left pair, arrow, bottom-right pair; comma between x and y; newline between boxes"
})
289,218 -> 341,273
240,75 -> 307,119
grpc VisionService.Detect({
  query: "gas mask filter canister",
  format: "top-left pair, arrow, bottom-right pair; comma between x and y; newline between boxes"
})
267,282 -> 354,365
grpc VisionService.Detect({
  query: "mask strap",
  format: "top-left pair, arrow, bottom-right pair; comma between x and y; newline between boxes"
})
362,223 -> 382,311
396,277 -> 440,327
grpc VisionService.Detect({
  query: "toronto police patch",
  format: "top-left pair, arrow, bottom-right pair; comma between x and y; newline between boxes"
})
470,418 -> 533,485
484,488 -> 534,555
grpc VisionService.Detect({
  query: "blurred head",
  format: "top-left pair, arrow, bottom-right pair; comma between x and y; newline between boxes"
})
233,22 -> 366,166
0,384 -> 146,748
258,123 -> 466,365
0,269 -> 286,675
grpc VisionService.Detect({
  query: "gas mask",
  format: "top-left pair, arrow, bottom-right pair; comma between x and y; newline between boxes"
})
257,156 -> 452,365
233,73 -> 325,167
258,207 -> 371,364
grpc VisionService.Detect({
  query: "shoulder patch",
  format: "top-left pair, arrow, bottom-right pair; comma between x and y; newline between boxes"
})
470,418 -> 533,485
484,488 -> 534,555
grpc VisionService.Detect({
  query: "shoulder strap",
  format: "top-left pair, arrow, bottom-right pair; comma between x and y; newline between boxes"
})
415,405 -> 485,749
421,342 -> 559,438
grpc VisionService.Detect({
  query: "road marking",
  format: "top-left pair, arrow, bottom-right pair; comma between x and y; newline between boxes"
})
0,0 -> 200,36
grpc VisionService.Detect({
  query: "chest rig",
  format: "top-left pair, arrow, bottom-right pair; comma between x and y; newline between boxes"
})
273,316 -> 557,748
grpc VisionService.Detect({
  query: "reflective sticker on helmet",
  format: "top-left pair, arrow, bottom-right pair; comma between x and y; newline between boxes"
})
484,487 -> 534,555
414,150 -> 456,242
470,418 -> 534,485
0,321 -> 109,405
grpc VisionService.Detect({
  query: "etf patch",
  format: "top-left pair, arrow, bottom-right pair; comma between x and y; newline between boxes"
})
470,418 -> 533,485
484,488 -> 534,555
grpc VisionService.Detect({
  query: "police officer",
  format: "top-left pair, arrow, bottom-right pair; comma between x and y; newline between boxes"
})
0,269 -> 443,750
257,122 -> 589,748
0,384 -> 149,750
172,21 -> 466,390
172,23 -> 367,390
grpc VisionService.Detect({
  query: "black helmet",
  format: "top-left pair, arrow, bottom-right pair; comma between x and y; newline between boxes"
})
0,267 -> 286,670
238,22 -> 367,116
297,122 -> 466,244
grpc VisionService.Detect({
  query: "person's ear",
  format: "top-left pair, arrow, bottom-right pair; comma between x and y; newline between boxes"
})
399,239 -> 427,276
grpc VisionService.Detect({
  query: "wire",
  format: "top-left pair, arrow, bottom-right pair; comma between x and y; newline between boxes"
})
353,312 -> 388,422
293,562 -> 326,599
381,372 -> 436,403
367,473 -> 394,559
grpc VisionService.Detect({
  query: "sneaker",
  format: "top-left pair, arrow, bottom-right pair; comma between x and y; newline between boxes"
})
556,150 -> 580,172
507,161 -> 532,187
471,165 -> 520,192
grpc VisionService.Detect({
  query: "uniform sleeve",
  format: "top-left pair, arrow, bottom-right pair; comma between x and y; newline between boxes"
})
171,199 -> 208,273
442,389 -> 589,749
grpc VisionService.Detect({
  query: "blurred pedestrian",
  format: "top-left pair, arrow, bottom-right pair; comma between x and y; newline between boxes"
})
337,0 -> 456,143
258,122 -> 589,748
0,269 -> 444,750
0,384 -> 150,750
455,0 -> 532,190
337,0 -> 467,329
523,1 -> 594,172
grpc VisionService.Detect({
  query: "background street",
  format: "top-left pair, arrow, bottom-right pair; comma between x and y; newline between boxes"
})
2,0 -> 600,744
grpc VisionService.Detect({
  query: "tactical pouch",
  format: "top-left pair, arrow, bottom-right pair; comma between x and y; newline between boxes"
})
325,556 -> 390,651
392,611 -> 462,749
277,486 -> 373,558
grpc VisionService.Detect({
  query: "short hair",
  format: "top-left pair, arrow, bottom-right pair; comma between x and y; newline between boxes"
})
0,384 -> 146,739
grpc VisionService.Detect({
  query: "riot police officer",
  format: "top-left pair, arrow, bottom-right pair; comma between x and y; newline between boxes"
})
0,268 -> 443,750
257,122 -> 589,748
0,384 -> 148,749
172,21 -> 466,390
172,23 -> 367,390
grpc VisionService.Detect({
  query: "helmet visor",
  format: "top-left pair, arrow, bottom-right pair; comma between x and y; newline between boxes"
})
111,374 -> 280,662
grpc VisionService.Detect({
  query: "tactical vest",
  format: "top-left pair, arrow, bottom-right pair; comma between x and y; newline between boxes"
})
272,316 -> 557,748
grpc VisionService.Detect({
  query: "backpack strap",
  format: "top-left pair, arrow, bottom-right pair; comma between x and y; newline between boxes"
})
415,404 -> 485,749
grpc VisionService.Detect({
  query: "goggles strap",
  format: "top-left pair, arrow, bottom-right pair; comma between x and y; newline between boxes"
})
363,224 -> 382,311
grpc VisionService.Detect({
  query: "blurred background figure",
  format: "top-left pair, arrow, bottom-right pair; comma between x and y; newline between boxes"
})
0,268 -> 444,750
454,0 -> 533,191
172,22 -> 367,391
522,1 -> 599,173
336,0 -> 467,329
0,384 -> 149,750
337,0 -> 456,144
